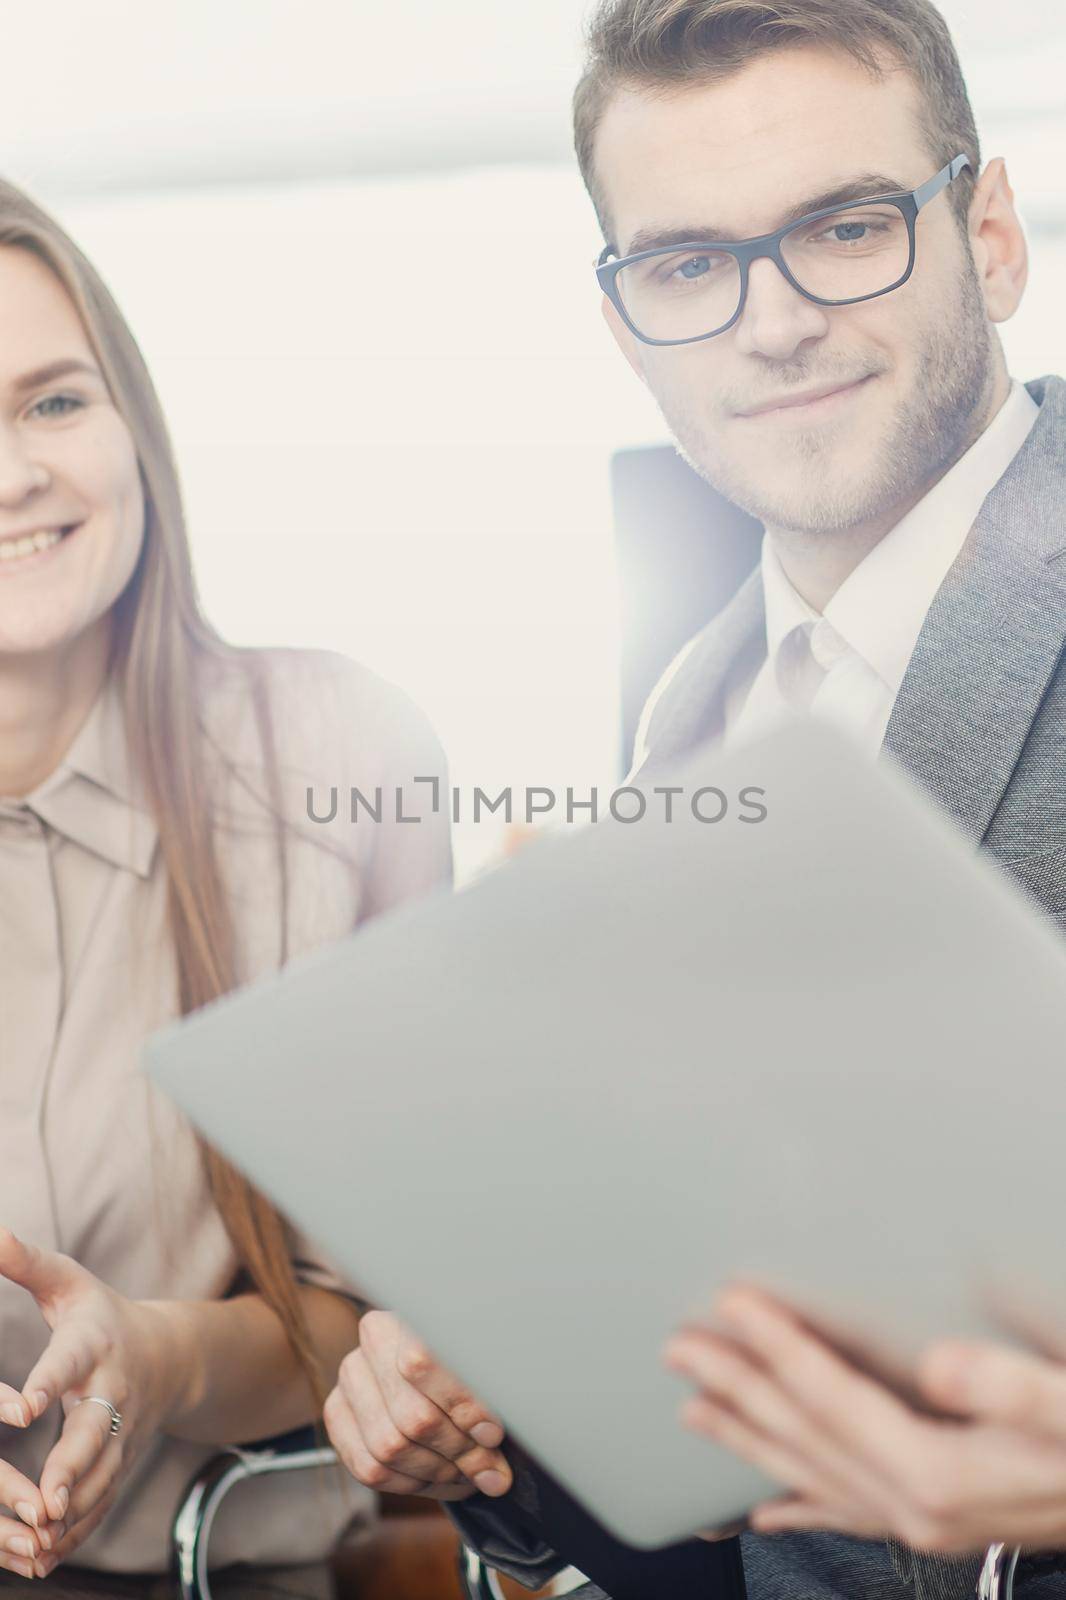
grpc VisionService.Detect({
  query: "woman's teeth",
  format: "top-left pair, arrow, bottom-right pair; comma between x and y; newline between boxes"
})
0,527 -> 67,562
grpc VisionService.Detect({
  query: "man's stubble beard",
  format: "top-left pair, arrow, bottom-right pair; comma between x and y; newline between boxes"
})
652,250 -> 997,536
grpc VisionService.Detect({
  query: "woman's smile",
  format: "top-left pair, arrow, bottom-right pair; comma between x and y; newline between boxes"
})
0,521 -> 80,574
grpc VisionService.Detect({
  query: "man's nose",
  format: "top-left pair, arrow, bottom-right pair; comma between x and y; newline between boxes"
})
0,425 -> 49,507
731,254 -> 831,361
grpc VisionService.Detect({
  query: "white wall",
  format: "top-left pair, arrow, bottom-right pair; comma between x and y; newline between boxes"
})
7,2 -> 1063,875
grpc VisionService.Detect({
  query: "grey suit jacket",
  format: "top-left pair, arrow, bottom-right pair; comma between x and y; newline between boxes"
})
631,371 -> 1066,1599
452,373 -> 1066,1600
634,373 -> 1066,938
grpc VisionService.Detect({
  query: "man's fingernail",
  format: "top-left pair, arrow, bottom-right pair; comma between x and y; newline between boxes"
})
473,1469 -> 508,1497
15,1502 -> 38,1529
1,1403 -> 25,1427
31,1392 -> 48,1418
10,1557 -> 34,1580
470,1422 -> 504,1448
54,1487 -> 69,1517
8,1539 -> 34,1559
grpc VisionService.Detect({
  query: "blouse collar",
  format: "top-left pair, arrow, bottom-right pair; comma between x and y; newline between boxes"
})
27,671 -> 158,878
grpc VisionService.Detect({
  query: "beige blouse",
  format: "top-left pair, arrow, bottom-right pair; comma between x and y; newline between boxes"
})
0,647 -> 452,1573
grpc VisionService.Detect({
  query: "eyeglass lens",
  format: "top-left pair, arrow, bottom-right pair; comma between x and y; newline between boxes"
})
615,203 -> 911,342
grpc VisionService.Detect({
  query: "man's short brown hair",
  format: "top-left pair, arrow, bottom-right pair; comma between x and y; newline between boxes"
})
573,0 -> 981,242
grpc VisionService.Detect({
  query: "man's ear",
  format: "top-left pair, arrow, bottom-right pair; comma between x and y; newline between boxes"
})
968,157 -> 1028,324
601,293 -> 648,384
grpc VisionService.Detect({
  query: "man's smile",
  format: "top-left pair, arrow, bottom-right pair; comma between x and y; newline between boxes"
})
734,373 -> 876,420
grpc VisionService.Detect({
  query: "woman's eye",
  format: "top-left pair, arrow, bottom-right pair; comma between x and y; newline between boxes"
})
27,393 -> 85,420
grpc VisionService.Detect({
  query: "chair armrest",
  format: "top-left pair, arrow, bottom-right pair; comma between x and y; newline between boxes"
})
171,1429 -> 337,1600
457,1542 -> 508,1599
173,1428 -> 509,1600
977,1544 -> 1020,1600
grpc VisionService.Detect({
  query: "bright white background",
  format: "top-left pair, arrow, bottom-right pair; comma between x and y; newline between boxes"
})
5,1 -> 1064,877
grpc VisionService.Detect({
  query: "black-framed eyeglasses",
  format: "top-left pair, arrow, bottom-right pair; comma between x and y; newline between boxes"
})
595,154 -> 971,347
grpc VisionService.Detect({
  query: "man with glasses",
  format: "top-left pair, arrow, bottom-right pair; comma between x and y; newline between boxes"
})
323,1 -> 1066,1596
596,154 -> 971,354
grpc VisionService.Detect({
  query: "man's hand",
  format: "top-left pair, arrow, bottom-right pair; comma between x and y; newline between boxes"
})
324,1311 -> 513,1501
663,1284 -> 1066,1555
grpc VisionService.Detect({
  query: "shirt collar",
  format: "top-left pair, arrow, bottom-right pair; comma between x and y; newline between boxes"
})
761,377 -> 1041,691
761,535 -> 819,663
26,672 -> 158,878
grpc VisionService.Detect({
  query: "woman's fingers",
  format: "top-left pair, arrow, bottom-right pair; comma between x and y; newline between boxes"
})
38,1401 -> 114,1522
389,1337 -> 504,1447
0,1549 -> 40,1582
38,1399 -> 115,1523
0,1379 -> 36,1429
35,1485 -> 119,1579
384,1324 -> 505,1452
350,1316 -> 511,1491
58,1436 -> 123,1527
21,1323 -> 105,1426
358,1311 -> 506,1447
324,1386 -> 431,1493
0,1230 -> 68,1301
338,1351 -> 474,1488
0,1511 -> 48,1564
0,1458 -> 50,1539
324,1382 -> 473,1500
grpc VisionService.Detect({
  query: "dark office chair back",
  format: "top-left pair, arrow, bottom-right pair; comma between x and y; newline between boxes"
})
612,445 -> 762,766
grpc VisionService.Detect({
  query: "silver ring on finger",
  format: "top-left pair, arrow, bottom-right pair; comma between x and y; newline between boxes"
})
75,1396 -> 123,1436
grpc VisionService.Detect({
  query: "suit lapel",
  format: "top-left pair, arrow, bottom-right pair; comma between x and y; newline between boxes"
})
882,375 -> 1066,844
633,376 -> 1066,851
631,568 -> 765,781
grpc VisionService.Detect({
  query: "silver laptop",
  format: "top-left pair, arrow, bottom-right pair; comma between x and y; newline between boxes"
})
145,719 -> 1066,1548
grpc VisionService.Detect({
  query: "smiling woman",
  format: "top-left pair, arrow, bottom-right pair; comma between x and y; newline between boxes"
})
0,326 -> 145,691
0,178 -> 451,1581
0,361 -> 105,565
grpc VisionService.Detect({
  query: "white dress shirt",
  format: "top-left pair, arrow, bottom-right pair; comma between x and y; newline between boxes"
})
723,378 -> 1040,756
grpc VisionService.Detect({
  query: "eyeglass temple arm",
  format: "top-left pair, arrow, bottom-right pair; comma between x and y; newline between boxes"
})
914,153 -> 971,212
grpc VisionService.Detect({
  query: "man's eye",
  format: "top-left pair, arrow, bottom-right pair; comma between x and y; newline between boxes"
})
828,221 -> 869,243
677,256 -> 712,280
27,393 -> 85,420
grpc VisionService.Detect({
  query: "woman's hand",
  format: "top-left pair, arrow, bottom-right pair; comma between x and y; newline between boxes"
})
324,1310 -> 511,1501
0,1447 -> 58,1580
0,1229 -> 185,1578
664,1284 -> 1066,1556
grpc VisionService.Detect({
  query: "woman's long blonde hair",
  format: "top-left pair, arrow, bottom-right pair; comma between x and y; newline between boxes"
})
0,179 -> 327,1410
